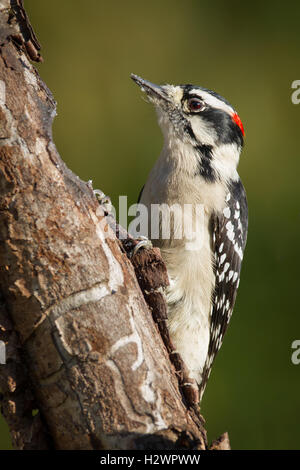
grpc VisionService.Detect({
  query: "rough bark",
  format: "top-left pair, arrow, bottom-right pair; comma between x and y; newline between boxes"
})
0,0 -> 229,450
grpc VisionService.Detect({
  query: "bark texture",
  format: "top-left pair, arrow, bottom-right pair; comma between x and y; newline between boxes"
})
0,0 -> 229,450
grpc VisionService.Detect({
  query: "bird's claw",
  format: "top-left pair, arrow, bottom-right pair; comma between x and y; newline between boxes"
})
131,236 -> 153,258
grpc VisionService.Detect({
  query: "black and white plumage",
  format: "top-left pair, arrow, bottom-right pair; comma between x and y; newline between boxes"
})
200,179 -> 248,399
131,74 -> 248,402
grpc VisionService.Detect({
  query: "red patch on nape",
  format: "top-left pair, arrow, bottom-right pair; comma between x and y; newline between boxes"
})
232,112 -> 245,136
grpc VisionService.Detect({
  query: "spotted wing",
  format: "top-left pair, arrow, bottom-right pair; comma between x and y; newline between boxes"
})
199,179 -> 248,400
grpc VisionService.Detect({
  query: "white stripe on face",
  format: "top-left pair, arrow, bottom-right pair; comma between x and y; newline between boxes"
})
189,89 -> 234,115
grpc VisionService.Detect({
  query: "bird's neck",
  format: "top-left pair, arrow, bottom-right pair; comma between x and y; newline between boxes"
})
159,136 -> 240,184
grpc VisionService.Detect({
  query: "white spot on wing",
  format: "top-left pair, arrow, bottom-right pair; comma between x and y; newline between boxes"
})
223,207 -> 231,218
220,253 -> 226,264
226,221 -> 234,231
224,262 -> 230,273
227,230 -> 235,241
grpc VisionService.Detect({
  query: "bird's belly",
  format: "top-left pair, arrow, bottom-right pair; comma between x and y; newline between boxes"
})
140,188 -> 217,384
167,303 -> 210,384
160,236 -> 215,384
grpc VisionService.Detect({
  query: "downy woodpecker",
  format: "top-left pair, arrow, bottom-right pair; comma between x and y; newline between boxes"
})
131,74 -> 248,402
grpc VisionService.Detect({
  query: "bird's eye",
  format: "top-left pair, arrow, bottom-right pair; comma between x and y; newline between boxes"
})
187,98 -> 205,112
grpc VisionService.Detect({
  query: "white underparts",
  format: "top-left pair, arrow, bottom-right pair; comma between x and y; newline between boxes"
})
140,141 -> 230,383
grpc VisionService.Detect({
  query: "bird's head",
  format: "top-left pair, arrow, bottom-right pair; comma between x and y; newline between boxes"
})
131,74 -> 245,182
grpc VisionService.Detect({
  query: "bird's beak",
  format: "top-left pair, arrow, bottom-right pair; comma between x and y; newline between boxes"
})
131,74 -> 171,104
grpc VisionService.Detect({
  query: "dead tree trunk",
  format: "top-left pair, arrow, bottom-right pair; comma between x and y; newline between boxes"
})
0,0 -> 229,450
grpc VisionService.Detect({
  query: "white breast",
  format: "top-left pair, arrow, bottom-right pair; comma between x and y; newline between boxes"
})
161,214 -> 214,383
139,142 -> 227,383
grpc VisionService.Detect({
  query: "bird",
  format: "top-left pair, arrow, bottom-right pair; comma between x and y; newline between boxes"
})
131,74 -> 248,403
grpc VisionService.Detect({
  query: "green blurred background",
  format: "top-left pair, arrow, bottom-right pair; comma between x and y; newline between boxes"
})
1,0 -> 299,450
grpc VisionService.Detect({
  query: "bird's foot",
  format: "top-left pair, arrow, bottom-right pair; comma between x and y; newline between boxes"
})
181,378 -> 199,408
94,189 -> 112,214
169,350 -> 200,408
130,236 -> 153,258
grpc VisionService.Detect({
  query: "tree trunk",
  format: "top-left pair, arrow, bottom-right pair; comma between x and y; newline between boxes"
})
0,0 -> 229,450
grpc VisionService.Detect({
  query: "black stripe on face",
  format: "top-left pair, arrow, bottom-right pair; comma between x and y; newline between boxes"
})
184,122 -> 196,140
180,85 -> 244,148
200,108 -> 244,147
195,144 -> 218,183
